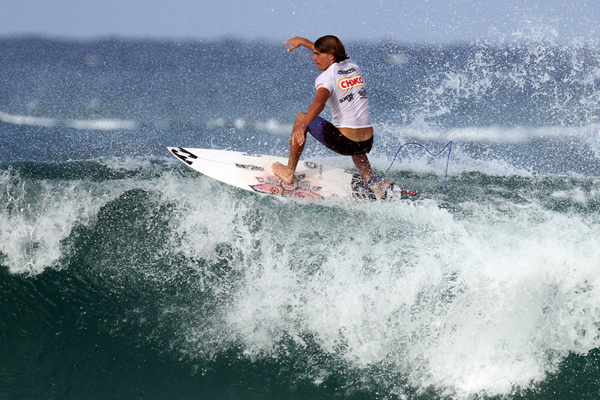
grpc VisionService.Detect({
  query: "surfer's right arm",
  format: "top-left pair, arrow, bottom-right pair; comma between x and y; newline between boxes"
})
291,87 -> 329,146
284,36 -> 316,52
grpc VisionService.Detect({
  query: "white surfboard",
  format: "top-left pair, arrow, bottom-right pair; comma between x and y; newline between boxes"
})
167,147 -> 423,200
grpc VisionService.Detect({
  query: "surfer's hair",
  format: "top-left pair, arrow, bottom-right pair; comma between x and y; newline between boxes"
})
314,35 -> 349,63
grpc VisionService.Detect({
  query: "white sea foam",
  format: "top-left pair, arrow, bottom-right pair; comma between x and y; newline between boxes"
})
0,165 -> 156,274
162,175 -> 600,397
0,171 -> 101,274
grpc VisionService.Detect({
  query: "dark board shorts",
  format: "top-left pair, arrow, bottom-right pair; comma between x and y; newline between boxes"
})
307,117 -> 373,156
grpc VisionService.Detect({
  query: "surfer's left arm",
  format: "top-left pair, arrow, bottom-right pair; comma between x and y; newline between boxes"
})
291,87 -> 329,146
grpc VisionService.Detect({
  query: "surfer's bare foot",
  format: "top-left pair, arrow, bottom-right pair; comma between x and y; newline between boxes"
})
272,162 -> 295,184
369,179 -> 394,199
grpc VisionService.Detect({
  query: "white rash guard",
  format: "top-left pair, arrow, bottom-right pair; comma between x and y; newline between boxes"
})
314,59 -> 373,129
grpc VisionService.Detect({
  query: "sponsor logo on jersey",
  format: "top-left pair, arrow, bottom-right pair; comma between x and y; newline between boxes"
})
358,87 -> 368,98
338,75 -> 364,91
339,93 -> 354,103
338,67 -> 356,75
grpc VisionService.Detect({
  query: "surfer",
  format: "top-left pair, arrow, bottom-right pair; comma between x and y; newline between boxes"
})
272,35 -> 393,198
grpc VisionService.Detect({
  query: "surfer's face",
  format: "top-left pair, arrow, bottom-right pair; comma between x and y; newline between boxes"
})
312,50 -> 335,71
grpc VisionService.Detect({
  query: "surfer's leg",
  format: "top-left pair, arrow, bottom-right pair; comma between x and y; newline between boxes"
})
273,112 -> 306,184
352,154 -> 393,198
352,154 -> 375,182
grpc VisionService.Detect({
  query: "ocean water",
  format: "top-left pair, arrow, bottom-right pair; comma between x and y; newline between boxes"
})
1,35 -> 600,399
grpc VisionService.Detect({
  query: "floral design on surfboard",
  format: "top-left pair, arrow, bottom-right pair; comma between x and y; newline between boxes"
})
250,173 -> 324,199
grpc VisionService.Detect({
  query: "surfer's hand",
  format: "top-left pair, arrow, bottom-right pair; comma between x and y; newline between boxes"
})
291,126 -> 306,146
284,36 -> 314,52
284,36 -> 302,52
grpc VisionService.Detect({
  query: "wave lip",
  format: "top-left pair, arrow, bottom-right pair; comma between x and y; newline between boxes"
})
0,111 -> 138,131
0,111 -> 57,127
395,124 -> 600,144
66,118 -> 138,131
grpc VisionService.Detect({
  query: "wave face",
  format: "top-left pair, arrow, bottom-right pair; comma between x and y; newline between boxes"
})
2,158 -> 600,399
1,36 -> 600,399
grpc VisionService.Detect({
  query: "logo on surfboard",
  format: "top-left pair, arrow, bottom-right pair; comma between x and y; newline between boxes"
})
250,173 -> 324,199
170,147 -> 197,165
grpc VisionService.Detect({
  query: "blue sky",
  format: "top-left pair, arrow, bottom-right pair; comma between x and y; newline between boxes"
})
2,0 -> 600,43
